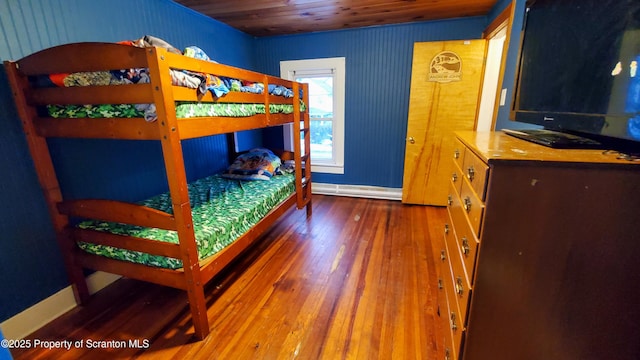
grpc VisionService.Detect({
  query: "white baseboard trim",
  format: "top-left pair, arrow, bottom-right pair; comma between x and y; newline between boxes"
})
312,182 -> 402,201
0,271 -> 121,340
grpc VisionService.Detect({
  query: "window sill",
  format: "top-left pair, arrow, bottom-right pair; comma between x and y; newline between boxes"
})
311,164 -> 344,174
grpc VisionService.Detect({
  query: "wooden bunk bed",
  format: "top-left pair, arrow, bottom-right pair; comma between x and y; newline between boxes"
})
4,42 -> 312,340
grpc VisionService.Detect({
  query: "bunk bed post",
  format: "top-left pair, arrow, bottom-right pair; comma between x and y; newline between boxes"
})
3,61 -> 90,304
301,82 -> 312,217
144,47 -> 209,340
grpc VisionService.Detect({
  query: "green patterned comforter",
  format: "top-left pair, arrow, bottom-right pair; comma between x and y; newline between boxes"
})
77,174 -> 295,269
47,102 -> 297,119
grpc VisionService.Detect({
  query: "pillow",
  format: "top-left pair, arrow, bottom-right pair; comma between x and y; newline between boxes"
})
222,148 -> 281,181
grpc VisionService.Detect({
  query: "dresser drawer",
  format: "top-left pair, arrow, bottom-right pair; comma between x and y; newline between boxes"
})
444,228 -> 472,325
456,223 -> 480,286
443,232 -> 465,356
442,284 -> 458,360
451,161 -> 464,195
461,148 -> 489,201
439,225 -> 451,322
453,137 -> 466,171
448,182 -> 480,283
459,179 -> 484,237
437,225 -> 449,342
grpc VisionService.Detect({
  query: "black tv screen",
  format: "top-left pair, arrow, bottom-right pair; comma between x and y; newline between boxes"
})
511,0 -> 640,145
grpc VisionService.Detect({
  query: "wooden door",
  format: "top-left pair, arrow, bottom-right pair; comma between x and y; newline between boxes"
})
402,40 -> 487,205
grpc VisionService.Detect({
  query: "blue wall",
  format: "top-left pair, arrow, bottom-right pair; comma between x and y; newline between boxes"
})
0,0 -> 526,324
254,18 -> 487,187
0,0 -> 253,323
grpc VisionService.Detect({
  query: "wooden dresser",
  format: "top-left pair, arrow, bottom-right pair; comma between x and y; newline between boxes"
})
437,131 -> 640,360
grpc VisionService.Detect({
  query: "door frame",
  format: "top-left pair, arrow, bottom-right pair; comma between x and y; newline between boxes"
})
476,2 -> 514,131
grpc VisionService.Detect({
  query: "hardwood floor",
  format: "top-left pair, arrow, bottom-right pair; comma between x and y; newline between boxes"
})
11,195 -> 447,360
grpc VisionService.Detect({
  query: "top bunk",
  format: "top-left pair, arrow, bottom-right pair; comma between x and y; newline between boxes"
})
4,39 -> 308,141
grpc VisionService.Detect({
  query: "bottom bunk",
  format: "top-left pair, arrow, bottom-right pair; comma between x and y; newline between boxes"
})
75,173 -> 295,269
59,150 -> 311,340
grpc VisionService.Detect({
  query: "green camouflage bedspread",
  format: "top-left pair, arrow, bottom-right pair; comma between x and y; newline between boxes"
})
77,174 -> 295,269
47,102 -> 297,119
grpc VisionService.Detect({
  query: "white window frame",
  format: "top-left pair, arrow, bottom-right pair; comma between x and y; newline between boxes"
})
280,57 -> 345,174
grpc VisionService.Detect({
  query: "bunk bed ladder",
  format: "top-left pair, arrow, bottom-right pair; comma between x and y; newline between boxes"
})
293,83 -> 312,216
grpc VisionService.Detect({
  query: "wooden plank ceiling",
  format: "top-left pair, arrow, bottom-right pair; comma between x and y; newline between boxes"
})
173,0 -> 499,37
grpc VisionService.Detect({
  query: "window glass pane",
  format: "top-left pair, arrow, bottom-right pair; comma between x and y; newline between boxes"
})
296,76 -> 333,119
297,75 -> 334,162
307,120 -> 333,160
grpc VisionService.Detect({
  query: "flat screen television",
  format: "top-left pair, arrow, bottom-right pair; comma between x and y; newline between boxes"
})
510,0 -> 640,153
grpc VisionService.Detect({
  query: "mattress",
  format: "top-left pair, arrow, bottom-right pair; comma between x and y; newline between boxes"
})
77,173 -> 295,269
46,102 -> 298,119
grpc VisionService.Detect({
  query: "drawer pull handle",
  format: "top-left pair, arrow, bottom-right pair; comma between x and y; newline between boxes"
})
461,237 -> 471,256
452,172 -> 458,182
445,348 -> 451,360
447,194 -> 453,206
454,149 -> 460,159
467,165 -> 475,182
463,197 -> 472,212
444,224 -> 450,235
438,278 -> 444,290
456,276 -> 465,296
450,312 -> 458,332
440,249 -> 446,262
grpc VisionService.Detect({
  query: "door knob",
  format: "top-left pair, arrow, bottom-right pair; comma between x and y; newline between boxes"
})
408,136 -> 415,144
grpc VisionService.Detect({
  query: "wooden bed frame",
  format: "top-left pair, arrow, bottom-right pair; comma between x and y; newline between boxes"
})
4,42 -> 312,340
